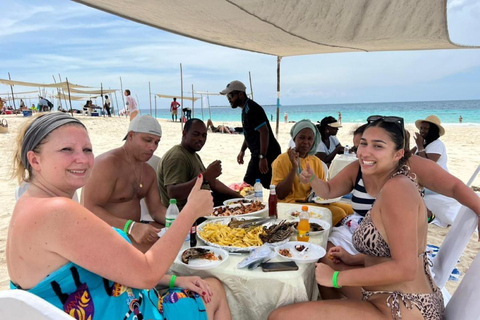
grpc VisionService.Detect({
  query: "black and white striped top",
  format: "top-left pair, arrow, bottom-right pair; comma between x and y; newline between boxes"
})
351,168 -> 375,216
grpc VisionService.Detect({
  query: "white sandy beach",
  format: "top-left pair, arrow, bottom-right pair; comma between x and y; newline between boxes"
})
0,114 -> 479,295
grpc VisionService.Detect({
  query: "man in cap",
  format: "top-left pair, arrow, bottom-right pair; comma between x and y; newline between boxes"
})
220,80 -> 281,188
158,118 -> 241,210
83,115 -> 166,252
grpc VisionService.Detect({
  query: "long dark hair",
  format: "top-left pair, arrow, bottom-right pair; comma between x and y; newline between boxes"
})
424,122 -> 440,147
366,119 -> 411,168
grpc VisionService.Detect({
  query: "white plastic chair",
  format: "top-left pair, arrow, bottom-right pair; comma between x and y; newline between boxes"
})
444,252 -> 480,320
432,163 -> 480,289
140,155 -> 161,221
431,205 -> 478,304
0,290 -> 72,319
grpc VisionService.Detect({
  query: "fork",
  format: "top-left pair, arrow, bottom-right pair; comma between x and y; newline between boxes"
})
298,244 -> 310,256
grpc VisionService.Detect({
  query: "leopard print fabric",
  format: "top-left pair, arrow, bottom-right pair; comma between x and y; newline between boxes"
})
352,211 -> 391,257
361,255 -> 444,319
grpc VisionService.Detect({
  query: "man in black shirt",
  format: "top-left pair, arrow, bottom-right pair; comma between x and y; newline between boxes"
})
220,80 -> 281,188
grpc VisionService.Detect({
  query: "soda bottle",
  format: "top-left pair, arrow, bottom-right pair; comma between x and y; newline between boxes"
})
190,219 -> 198,247
254,179 -> 263,202
297,205 -> 310,242
268,185 -> 278,219
165,199 -> 179,230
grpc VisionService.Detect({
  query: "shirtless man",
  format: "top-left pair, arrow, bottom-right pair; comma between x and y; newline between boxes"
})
83,115 -> 165,252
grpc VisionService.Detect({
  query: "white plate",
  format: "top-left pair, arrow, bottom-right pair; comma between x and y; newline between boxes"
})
291,218 -> 331,236
313,196 -> 342,204
223,198 -> 254,206
275,241 -> 326,264
197,218 -> 290,253
286,206 -> 328,219
176,246 -> 229,270
204,202 -> 267,220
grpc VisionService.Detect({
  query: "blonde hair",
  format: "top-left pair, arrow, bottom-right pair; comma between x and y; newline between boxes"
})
12,114 -> 43,184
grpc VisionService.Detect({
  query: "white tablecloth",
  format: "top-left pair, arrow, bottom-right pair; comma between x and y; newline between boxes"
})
170,203 -> 332,320
328,154 -> 357,180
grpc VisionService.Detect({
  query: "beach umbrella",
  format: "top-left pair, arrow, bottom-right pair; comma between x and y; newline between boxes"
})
74,0 -> 477,134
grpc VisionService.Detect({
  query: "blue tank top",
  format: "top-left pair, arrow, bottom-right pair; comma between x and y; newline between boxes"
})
10,229 -> 163,320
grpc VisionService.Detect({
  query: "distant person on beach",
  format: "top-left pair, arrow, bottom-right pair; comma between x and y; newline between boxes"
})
284,112 -> 288,123
220,80 -> 281,188
83,115 -> 167,253
271,115 -> 445,320
38,97 -> 49,112
316,116 -> 344,167
338,111 -> 342,124
170,97 -> 180,122
8,112 -> 231,320
459,115 -> 463,123
104,95 -> 112,117
271,120 -> 353,226
158,118 -> 241,210
124,89 -> 138,121
182,107 -> 192,120
206,119 -> 242,134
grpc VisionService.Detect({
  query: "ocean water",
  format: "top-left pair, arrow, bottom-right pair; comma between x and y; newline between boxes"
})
140,99 -> 480,124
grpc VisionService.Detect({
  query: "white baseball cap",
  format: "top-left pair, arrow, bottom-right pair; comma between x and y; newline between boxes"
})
220,80 -> 246,95
123,115 -> 162,140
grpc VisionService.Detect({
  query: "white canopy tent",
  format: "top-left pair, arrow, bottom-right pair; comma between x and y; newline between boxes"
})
74,0 -> 476,133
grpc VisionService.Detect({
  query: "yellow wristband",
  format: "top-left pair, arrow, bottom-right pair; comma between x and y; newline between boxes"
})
169,275 -> 177,289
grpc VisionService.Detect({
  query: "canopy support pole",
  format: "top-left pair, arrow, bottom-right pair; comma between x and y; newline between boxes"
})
119,77 -> 125,116
149,81 -> 152,115
100,83 -> 104,117
8,72 -> 16,110
58,74 -> 68,110
65,78 -> 73,117
276,56 -> 282,137
52,75 -> 62,110
113,90 -> 119,116
249,71 -> 254,101
180,63 -> 184,131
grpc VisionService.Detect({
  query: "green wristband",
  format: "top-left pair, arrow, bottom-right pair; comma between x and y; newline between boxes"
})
309,174 -> 316,183
332,271 -> 342,288
169,275 -> 177,289
124,220 -> 133,234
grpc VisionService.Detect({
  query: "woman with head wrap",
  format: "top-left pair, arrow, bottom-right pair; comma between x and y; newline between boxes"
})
271,119 -> 353,226
7,113 -> 231,320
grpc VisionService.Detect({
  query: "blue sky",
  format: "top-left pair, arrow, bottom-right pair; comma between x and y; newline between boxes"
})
1,0 -> 479,110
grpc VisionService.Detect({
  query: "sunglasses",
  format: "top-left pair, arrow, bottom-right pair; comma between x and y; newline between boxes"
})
366,115 -> 405,147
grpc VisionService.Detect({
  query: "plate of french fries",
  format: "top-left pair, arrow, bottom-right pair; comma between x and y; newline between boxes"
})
204,201 -> 267,220
197,217 -> 291,252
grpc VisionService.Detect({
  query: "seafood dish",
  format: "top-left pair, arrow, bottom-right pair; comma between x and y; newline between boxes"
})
279,248 -> 292,257
212,201 -> 266,217
181,248 -> 222,264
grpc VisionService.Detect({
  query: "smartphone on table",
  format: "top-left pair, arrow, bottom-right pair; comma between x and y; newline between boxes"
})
261,261 -> 299,272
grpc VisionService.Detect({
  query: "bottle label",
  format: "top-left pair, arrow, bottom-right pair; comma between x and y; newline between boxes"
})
165,218 -> 174,228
